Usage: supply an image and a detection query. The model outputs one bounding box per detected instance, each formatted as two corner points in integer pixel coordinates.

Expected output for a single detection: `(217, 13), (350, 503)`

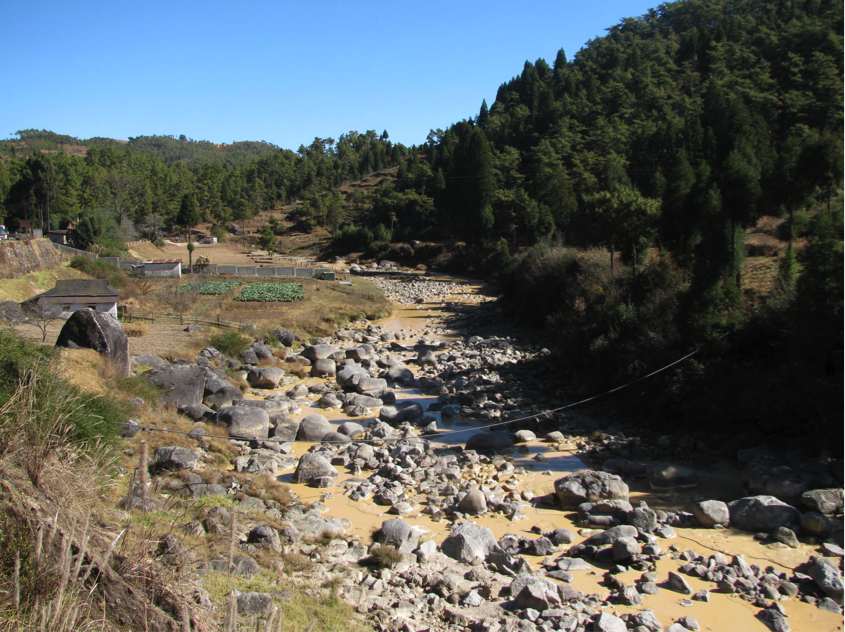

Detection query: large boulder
(291, 453), (338, 485)
(357, 377), (387, 394)
(510, 574), (561, 611)
(216, 406), (270, 440)
(152, 446), (199, 472)
(56, 309), (129, 377)
(270, 417), (299, 441)
(555, 470), (629, 508)
(270, 329), (295, 347)
(246, 525), (281, 553)
(458, 489), (488, 516)
(0, 301), (25, 323)
(649, 463), (700, 491)
(246, 367), (284, 389)
(465, 431), (514, 455)
(801, 489), (844, 515)
(376, 518), (420, 553)
(148, 365), (208, 407)
(593, 612), (628, 632)
(386, 365), (415, 385)
(311, 358), (337, 378)
(380, 401), (424, 424)
(808, 557), (843, 605)
(297, 414), (333, 441)
(300, 344), (340, 363)
(693, 500), (730, 528)
(203, 375), (243, 410)
(441, 522), (497, 564)
(727, 495), (802, 533)
(337, 364), (371, 390)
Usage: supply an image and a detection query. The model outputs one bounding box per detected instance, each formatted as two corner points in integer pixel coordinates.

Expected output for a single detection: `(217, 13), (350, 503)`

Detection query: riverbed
(264, 274), (842, 632)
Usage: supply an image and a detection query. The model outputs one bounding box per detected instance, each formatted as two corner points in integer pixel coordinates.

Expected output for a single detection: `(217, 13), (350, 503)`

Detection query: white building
(141, 258), (182, 278)
(24, 279), (120, 317)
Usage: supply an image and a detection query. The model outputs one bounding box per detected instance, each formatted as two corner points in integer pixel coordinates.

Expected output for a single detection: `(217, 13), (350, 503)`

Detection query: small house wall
(143, 263), (182, 278)
(63, 302), (118, 317)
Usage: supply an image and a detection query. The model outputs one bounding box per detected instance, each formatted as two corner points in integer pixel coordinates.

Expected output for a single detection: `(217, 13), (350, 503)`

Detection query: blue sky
(2, 0), (660, 150)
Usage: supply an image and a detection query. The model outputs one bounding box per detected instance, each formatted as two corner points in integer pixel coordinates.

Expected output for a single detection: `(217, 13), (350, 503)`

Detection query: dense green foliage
(487, 0), (841, 452)
(234, 282), (305, 302)
(0, 130), (405, 250)
(208, 331), (251, 357)
(67, 255), (125, 288)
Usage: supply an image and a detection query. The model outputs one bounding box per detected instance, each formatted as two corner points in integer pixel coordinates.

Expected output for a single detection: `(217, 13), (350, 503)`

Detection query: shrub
(210, 226), (227, 242)
(332, 225), (374, 252)
(209, 331), (251, 357)
(68, 256), (124, 288)
(123, 322), (149, 337)
(368, 544), (402, 569)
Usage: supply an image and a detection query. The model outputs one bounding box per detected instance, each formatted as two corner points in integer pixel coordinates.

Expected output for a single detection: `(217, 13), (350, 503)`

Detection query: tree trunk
(609, 238), (615, 278)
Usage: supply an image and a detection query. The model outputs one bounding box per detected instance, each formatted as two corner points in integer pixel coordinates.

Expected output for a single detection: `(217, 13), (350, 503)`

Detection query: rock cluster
(122, 274), (843, 632)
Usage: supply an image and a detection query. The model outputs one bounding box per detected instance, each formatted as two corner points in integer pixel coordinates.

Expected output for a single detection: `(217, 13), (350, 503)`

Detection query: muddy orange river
(264, 280), (841, 632)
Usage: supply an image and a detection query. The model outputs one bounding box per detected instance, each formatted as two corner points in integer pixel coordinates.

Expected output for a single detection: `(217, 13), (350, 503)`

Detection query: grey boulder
(152, 446), (199, 472)
(291, 453), (338, 485)
(465, 431), (514, 455)
(148, 365), (208, 407)
(693, 500), (730, 528)
(217, 406), (270, 440)
(727, 495), (802, 533)
(56, 309), (130, 377)
(554, 470), (629, 508)
(296, 414), (333, 441)
(247, 367), (284, 389)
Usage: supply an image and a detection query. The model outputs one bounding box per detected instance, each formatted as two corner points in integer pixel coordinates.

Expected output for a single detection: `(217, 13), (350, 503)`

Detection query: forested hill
(0, 128), (404, 248)
(3, 129), (282, 168)
(374, 0), (842, 250)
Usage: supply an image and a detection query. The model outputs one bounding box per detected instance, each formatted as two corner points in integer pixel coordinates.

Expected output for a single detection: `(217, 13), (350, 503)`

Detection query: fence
(120, 311), (245, 330)
(52, 242), (331, 281)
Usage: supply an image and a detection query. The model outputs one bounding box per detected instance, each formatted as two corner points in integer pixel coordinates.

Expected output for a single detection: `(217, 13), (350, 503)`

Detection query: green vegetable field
(234, 282), (305, 302)
(180, 280), (244, 295)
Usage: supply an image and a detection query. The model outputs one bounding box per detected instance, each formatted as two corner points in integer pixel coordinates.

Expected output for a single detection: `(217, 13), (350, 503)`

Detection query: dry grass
(0, 265), (88, 304)
(214, 277), (391, 339)
(123, 322), (149, 337)
(0, 376), (209, 632)
(55, 348), (110, 396)
(750, 215), (786, 236)
(745, 232), (785, 257)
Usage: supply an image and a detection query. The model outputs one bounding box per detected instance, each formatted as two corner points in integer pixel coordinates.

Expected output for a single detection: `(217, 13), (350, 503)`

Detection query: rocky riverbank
(116, 274), (843, 631)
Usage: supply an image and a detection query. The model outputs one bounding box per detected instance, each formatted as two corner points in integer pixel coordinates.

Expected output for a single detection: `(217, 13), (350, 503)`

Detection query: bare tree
(131, 266), (159, 297)
(21, 302), (62, 342)
(158, 282), (198, 322)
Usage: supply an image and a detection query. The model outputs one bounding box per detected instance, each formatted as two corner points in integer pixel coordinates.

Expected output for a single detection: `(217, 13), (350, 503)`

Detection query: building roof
(25, 279), (120, 305)
(144, 259), (182, 264)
